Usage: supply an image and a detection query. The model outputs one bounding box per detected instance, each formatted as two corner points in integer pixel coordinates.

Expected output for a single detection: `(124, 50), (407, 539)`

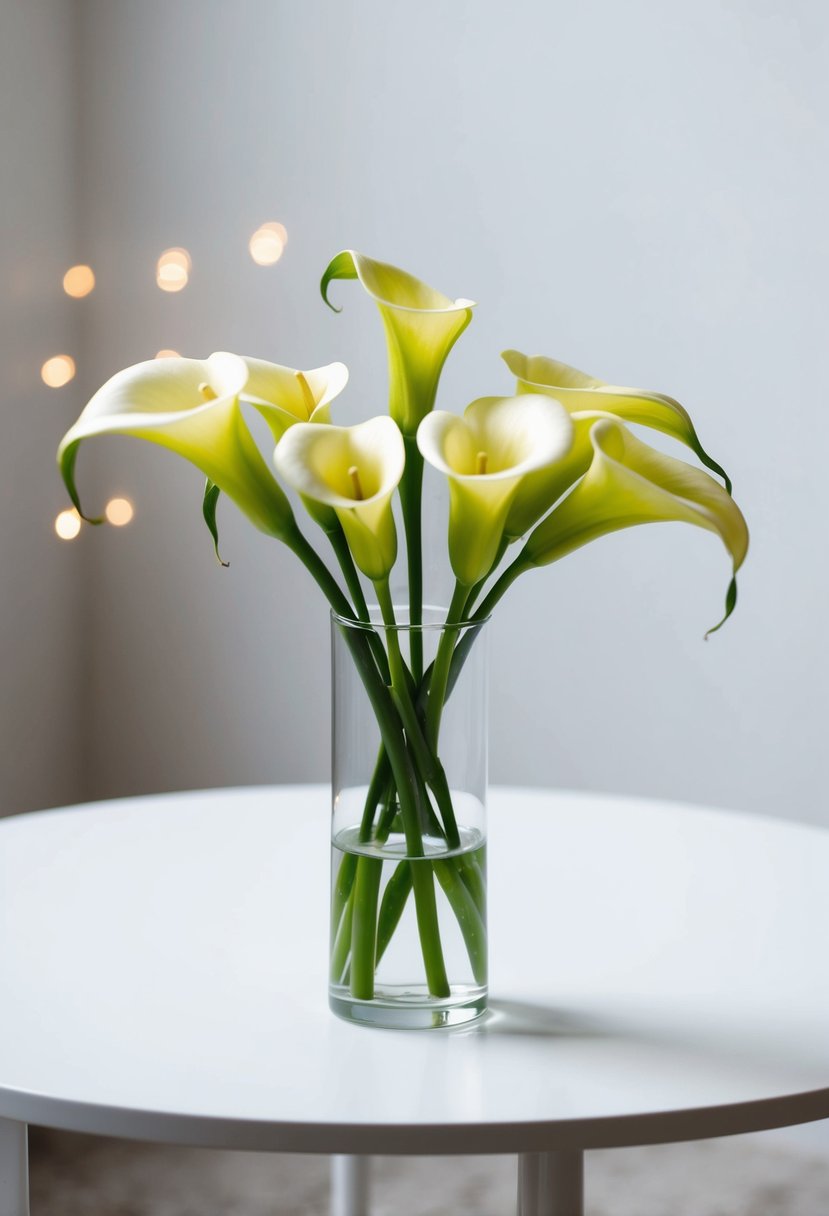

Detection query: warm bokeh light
(41, 355), (76, 388)
(62, 264), (95, 298)
(249, 221), (287, 266)
(54, 508), (81, 540)
(156, 247), (191, 292)
(156, 264), (188, 292)
(104, 497), (134, 527)
(159, 247), (191, 271)
(155, 349), (180, 359)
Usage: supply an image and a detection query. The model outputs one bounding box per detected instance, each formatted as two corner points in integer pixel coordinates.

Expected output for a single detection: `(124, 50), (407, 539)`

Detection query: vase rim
(331, 602), (491, 633)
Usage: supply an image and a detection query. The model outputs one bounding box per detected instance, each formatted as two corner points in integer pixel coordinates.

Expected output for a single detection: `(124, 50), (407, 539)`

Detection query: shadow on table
(479, 999), (610, 1038)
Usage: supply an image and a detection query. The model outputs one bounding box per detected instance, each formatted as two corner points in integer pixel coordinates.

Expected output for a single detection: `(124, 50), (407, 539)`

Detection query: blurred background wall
(0, 0), (86, 817)
(2, 0), (826, 826)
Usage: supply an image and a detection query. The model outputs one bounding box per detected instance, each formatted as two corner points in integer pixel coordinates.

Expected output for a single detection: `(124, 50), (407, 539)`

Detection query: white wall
(69, 0), (827, 825)
(0, 0), (87, 816)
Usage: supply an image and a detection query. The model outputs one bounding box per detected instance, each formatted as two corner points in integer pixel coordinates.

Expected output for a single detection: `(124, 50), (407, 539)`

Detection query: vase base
(329, 984), (487, 1030)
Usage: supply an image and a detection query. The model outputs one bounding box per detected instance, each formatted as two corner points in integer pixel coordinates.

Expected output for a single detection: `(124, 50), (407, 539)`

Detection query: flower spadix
(502, 349), (732, 493)
(275, 416), (405, 581)
(57, 354), (295, 538)
(321, 250), (475, 435)
(236, 356), (348, 441)
(418, 395), (574, 586)
(522, 418), (749, 636)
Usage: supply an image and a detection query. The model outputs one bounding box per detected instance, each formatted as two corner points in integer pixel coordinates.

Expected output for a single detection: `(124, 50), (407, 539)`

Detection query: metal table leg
(0, 1119), (29, 1216)
(518, 1151), (584, 1216)
(331, 1154), (370, 1216)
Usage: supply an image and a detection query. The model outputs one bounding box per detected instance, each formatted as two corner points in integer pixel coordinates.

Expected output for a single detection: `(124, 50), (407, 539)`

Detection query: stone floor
(28, 1128), (829, 1215)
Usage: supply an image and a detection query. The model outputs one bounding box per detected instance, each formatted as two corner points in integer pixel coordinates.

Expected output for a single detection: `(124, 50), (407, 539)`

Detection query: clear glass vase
(329, 605), (488, 1029)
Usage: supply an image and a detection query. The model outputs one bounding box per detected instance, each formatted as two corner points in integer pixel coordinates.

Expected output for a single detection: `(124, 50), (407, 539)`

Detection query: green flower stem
(457, 853), (487, 917)
(285, 527), (451, 999)
(330, 851), (358, 939)
(470, 548), (532, 622)
(324, 523), (390, 682)
(329, 775), (392, 980)
(464, 534), (511, 614)
(359, 761), (393, 843)
(350, 855), (383, 999)
(399, 435), (424, 682)
(433, 859), (488, 986)
(443, 550), (532, 701)
(424, 579), (470, 747)
(376, 861), (413, 965)
(374, 579), (461, 849)
(330, 884), (355, 983)
(370, 583), (492, 984)
(325, 521), (370, 618)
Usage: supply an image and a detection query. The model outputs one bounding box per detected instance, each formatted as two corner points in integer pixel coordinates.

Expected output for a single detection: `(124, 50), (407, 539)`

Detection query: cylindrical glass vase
(329, 606), (488, 1029)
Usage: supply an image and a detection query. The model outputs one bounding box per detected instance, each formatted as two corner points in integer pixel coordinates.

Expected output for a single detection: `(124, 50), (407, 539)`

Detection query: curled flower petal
(502, 349), (732, 492)
(275, 416), (405, 581)
(321, 250), (474, 434)
(523, 418), (749, 635)
(235, 355), (349, 441)
(57, 354), (294, 538)
(418, 395), (573, 586)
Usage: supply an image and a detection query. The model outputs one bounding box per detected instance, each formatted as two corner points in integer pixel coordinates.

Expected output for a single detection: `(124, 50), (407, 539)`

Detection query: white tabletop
(0, 785), (827, 1155)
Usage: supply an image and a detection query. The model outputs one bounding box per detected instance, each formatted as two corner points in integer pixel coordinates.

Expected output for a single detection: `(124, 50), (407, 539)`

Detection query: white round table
(1, 786), (828, 1216)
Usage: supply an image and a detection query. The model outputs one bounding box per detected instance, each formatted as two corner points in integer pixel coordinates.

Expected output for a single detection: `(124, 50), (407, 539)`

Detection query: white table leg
(0, 1120), (29, 1216)
(518, 1151), (583, 1216)
(331, 1154), (370, 1216)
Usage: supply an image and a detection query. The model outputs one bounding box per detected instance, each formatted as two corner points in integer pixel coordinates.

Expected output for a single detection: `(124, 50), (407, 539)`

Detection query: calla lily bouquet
(58, 250), (748, 1022)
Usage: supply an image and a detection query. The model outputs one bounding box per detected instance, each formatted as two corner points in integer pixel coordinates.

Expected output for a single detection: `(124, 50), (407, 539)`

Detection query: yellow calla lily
(502, 349), (732, 493)
(417, 395), (574, 587)
(57, 353), (295, 539)
(274, 416), (405, 581)
(236, 355), (349, 441)
(522, 417), (749, 636)
(321, 250), (475, 434)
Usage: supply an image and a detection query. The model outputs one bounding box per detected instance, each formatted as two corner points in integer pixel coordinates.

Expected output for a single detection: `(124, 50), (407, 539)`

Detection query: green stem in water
(330, 884), (354, 984)
(286, 523), (449, 998)
(350, 855), (383, 999)
(433, 859), (488, 986)
(376, 861), (413, 965)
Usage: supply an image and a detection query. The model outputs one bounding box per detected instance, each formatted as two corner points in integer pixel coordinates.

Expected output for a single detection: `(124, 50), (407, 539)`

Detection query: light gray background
(2, 0), (826, 827)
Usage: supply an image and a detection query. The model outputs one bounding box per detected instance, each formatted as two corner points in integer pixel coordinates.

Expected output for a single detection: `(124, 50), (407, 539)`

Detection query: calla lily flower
(237, 356), (349, 441)
(522, 418), (749, 636)
(274, 416), (405, 581)
(321, 250), (475, 435)
(502, 349), (732, 493)
(417, 395), (574, 587)
(57, 354), (295, 539)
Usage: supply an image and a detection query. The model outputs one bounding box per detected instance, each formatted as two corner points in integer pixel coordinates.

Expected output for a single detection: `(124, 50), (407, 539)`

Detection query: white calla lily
(321, 250), (475, 434)
(274, 416), (405, 581)
(502, 349), (732, 492)
(522, 417), (749, 635)
(57, 353), (295, 538)
(237, 356), (349, 441)
(417, 395), (573, 586)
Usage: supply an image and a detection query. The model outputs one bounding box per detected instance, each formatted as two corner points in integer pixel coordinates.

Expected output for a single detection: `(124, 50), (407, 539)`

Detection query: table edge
(2, 1083), (829, 1153)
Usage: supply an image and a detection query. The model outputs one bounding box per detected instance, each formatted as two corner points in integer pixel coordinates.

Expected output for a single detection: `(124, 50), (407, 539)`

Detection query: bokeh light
(54, 508), (81, 540)
(41, 355), (76, 388)
(62, 265), (95, 298)
(249, 221), (287, 266)
(105, 497), (134, 527)
(156, 247), (191, 292)
(155, 349), (180, 359)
